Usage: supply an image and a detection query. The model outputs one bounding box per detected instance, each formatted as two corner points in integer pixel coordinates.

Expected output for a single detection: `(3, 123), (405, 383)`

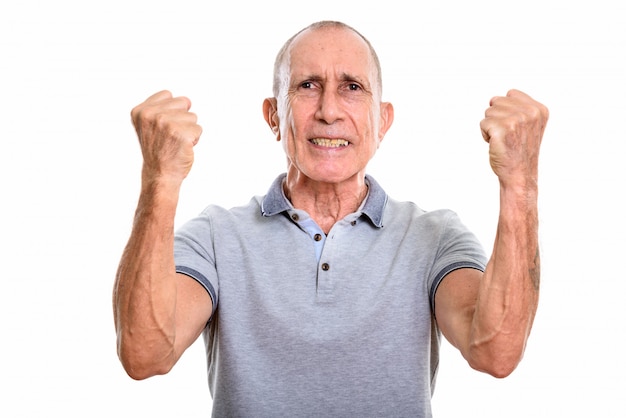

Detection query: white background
(2, 0), (624, 416)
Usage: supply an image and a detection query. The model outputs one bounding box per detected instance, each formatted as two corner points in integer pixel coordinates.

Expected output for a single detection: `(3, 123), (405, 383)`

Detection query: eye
(300, 81), (313, 89)
(348, 83), (361, 91)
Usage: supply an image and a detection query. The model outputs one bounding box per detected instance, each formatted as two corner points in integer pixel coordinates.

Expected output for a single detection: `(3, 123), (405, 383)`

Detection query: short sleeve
(428, 211), (487, 312)
(174, 210), (219, 313)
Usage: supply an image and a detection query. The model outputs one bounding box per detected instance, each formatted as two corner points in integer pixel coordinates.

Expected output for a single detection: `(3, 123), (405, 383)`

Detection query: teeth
(310, 138), (349, 147)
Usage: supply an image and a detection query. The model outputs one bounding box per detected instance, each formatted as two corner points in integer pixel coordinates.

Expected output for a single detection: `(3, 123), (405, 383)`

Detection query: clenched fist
(131, 90), (203, 184)
(480, 89), (549, 189)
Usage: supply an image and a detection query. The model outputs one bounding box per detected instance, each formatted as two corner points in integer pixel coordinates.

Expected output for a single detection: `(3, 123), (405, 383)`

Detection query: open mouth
(309, 138), (349, 148)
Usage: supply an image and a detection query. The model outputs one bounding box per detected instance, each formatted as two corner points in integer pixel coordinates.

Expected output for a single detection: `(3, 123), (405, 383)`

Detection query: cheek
(282, 116), (308, 148)
(281, 127), (301, 159)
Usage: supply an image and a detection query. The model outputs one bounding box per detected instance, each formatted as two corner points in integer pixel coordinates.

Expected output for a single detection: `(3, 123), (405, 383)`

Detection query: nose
(315, 89), (344, 124)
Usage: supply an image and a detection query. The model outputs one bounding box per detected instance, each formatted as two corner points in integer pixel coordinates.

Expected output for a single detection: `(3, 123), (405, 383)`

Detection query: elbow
(117, 336), (175, 380)
(466, 341), (526, 378)
(469, 356), (520, 379)
(120, 358), (171, 381)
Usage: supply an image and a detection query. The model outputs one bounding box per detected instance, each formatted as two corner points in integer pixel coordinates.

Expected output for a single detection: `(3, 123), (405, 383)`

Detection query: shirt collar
(261, 173), (388, 228)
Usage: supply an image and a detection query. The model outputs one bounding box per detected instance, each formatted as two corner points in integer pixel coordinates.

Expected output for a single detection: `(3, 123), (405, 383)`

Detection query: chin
(308, 169), (360, 185)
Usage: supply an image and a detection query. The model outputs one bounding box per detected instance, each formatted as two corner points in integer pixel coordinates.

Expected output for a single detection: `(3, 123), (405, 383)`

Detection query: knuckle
(540, 104), (550, 121)
(153, 111), (172, 130)
(526, 104), (542, 120)
(503, 118), (519, 133)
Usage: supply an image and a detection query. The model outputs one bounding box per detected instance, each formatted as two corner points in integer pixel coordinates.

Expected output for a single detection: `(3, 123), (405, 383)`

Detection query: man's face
(274, 27), (393, 185)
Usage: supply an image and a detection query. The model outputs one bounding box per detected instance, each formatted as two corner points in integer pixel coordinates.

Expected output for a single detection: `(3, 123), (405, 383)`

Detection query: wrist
(141, 165), (185, 191)
(499, 174), (538, 199)
(497, 183), (539, 229)
(137, 170), (182, 215)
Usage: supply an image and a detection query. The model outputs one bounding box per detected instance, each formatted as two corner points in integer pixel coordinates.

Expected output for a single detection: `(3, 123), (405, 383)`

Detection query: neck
(283, 171), (368, 234)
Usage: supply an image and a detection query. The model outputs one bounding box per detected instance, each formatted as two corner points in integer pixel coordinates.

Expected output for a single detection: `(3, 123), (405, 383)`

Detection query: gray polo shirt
(174, 173), (486, 417)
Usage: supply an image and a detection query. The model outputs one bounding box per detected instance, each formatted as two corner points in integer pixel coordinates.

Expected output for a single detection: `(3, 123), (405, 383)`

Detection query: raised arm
(435, 89), (549, 377)
(113, 91), (212, 380)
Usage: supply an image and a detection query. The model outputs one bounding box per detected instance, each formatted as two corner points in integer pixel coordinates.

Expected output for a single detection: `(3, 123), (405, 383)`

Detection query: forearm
(113, 176), (181, 379)
(468, 183), (540, 376)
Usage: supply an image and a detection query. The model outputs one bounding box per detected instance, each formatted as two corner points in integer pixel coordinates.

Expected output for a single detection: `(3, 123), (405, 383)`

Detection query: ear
(377, 101), (395, 143)
(263, 97), (281, 141)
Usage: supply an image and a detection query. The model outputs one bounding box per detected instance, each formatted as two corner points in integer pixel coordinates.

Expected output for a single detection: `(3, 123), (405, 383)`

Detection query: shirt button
(291, 213), (299, 221)
(321, 263), (330, 271)
(351, 220), (357, 226)
(314, 233), (322, 241)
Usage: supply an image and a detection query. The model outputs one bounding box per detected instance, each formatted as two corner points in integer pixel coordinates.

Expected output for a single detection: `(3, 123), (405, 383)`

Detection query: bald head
(272, 21), (383, 100)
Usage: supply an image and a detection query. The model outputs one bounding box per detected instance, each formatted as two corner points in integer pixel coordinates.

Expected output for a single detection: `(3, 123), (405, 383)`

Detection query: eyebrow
(340, 72), (367, 84)
(339, 72), (372, 93)
(292, 72), (371, 89)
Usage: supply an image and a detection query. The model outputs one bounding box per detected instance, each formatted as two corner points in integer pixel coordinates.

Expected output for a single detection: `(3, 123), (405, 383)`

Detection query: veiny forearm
(468, 183), (540, 377)
(113, 177), (181, 379)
